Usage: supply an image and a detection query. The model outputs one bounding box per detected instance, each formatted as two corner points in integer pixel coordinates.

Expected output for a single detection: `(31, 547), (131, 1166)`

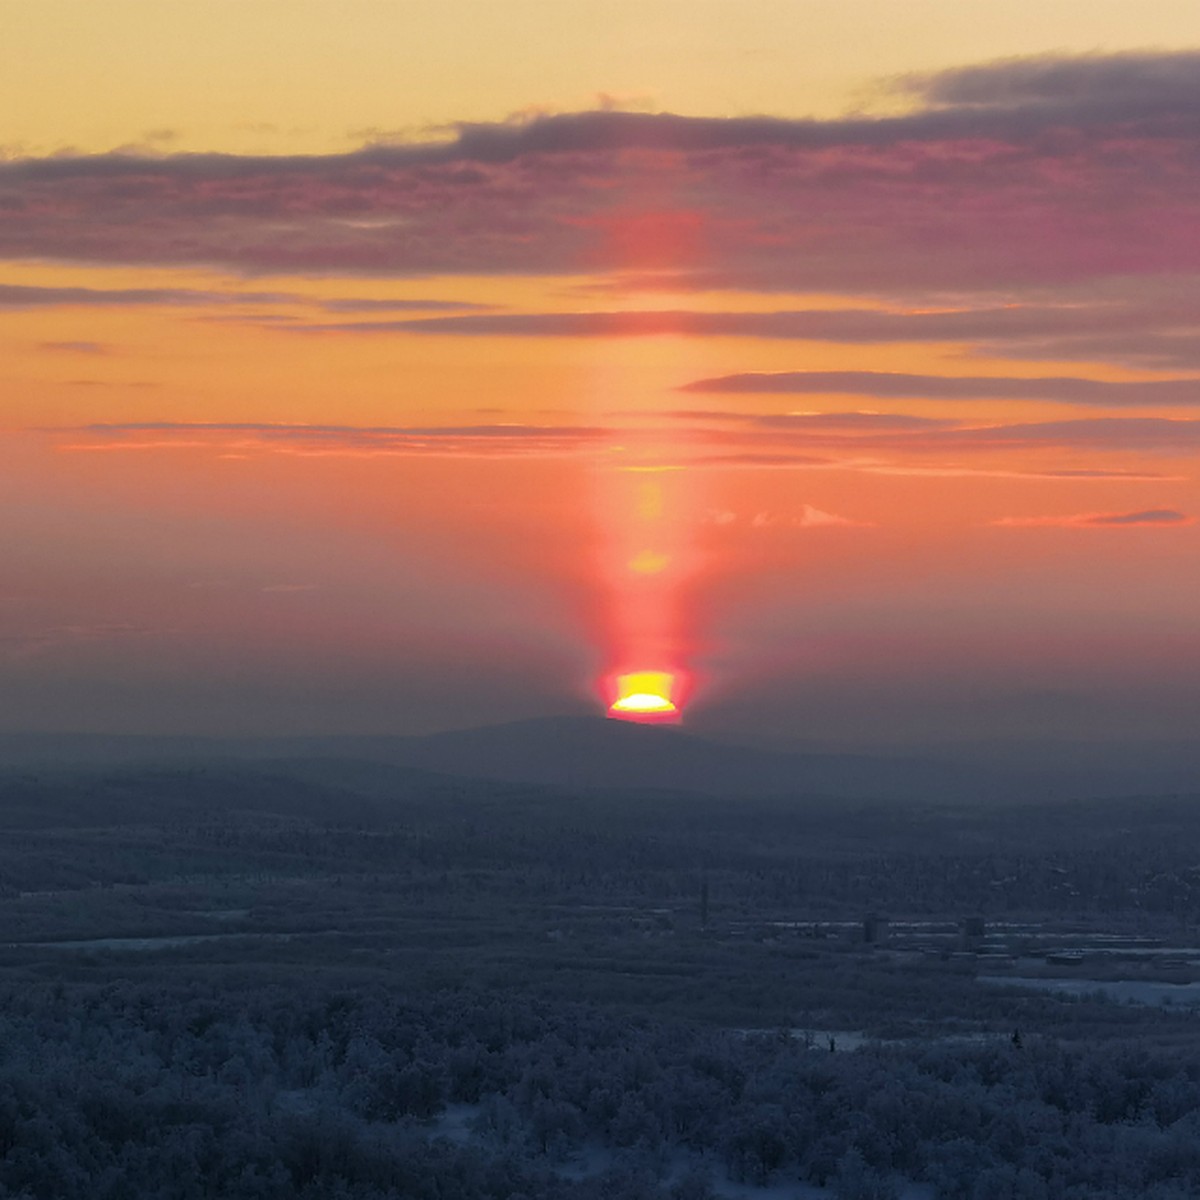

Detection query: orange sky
(4, 5), (1200, 742)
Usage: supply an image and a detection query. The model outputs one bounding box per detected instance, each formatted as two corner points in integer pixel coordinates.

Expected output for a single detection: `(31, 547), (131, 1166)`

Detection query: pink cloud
(703, 505), (869, 528)
(44, 411), (1200, 467)
(669, 411), (1200, 455)
(50, 421), (613, 459)
(795, 505), (871, 527)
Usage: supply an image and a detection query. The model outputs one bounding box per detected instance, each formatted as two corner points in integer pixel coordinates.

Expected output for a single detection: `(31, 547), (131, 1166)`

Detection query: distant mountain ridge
(0, 715), (1173, 803)
(334, 716), (1015, 801)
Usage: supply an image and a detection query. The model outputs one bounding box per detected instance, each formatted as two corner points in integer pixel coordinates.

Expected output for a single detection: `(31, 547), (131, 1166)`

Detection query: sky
(4, 1), (1200, 745)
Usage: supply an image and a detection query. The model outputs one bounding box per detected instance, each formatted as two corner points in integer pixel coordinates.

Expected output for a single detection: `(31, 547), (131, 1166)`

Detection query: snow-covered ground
(427, 1102), (934, 1199)
(981, 975), (1200, 1006)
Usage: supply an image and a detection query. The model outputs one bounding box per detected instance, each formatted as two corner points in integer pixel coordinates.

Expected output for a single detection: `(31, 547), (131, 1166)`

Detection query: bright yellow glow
(628, 550), (670, 575)
(609, 671), (677, 715)
(612, 692), (677, 714)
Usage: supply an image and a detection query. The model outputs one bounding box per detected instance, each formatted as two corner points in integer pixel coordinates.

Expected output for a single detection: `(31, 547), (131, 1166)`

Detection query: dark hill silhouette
(4, 716), (1199, 801)
(0, 717), (1026, 802)
(337, 715), (1015, 801)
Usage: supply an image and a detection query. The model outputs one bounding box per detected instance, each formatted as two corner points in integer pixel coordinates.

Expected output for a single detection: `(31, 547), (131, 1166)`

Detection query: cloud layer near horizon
(53, 422), (610, 459)
(0, 283), (487, 313)
(992, 508), (1193, 527)
(678, 370), (1200, 407)
(270, 301), (1200, 372)
(51, 413), (1200, 464)
(4, 51), (1200, 293)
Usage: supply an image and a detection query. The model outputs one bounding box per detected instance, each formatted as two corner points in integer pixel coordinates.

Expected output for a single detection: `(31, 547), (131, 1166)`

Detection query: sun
(611, 691), (677, 715)
(606, 671), (680, 723)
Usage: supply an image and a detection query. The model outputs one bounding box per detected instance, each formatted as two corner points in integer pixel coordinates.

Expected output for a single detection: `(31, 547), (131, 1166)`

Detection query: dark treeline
(3, 766), (1200, 919)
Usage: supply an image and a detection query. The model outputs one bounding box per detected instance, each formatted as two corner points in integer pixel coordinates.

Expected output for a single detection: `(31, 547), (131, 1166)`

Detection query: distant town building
(961, 915), (986, 948)
(863, 913), (889, 944)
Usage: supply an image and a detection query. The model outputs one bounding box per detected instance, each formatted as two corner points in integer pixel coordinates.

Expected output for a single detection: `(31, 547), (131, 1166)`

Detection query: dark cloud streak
(0, 283), (492, 314)
(4, 52), (1200, 289)
(0, 284), (291, 308)
(285, 306), (1145, 340)
(903, 51), (1200, 120)
(679, 369), (1200, 407)
(992, 507), (1193, 527)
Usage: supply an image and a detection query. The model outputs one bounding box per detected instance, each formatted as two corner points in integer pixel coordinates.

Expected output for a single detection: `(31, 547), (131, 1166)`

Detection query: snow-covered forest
(2, 763), (1200, 1198)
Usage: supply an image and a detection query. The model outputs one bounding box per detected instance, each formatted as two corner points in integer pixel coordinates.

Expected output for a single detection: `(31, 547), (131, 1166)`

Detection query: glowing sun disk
(607, 671), (679, 719)
(611, 691), (677, 714)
